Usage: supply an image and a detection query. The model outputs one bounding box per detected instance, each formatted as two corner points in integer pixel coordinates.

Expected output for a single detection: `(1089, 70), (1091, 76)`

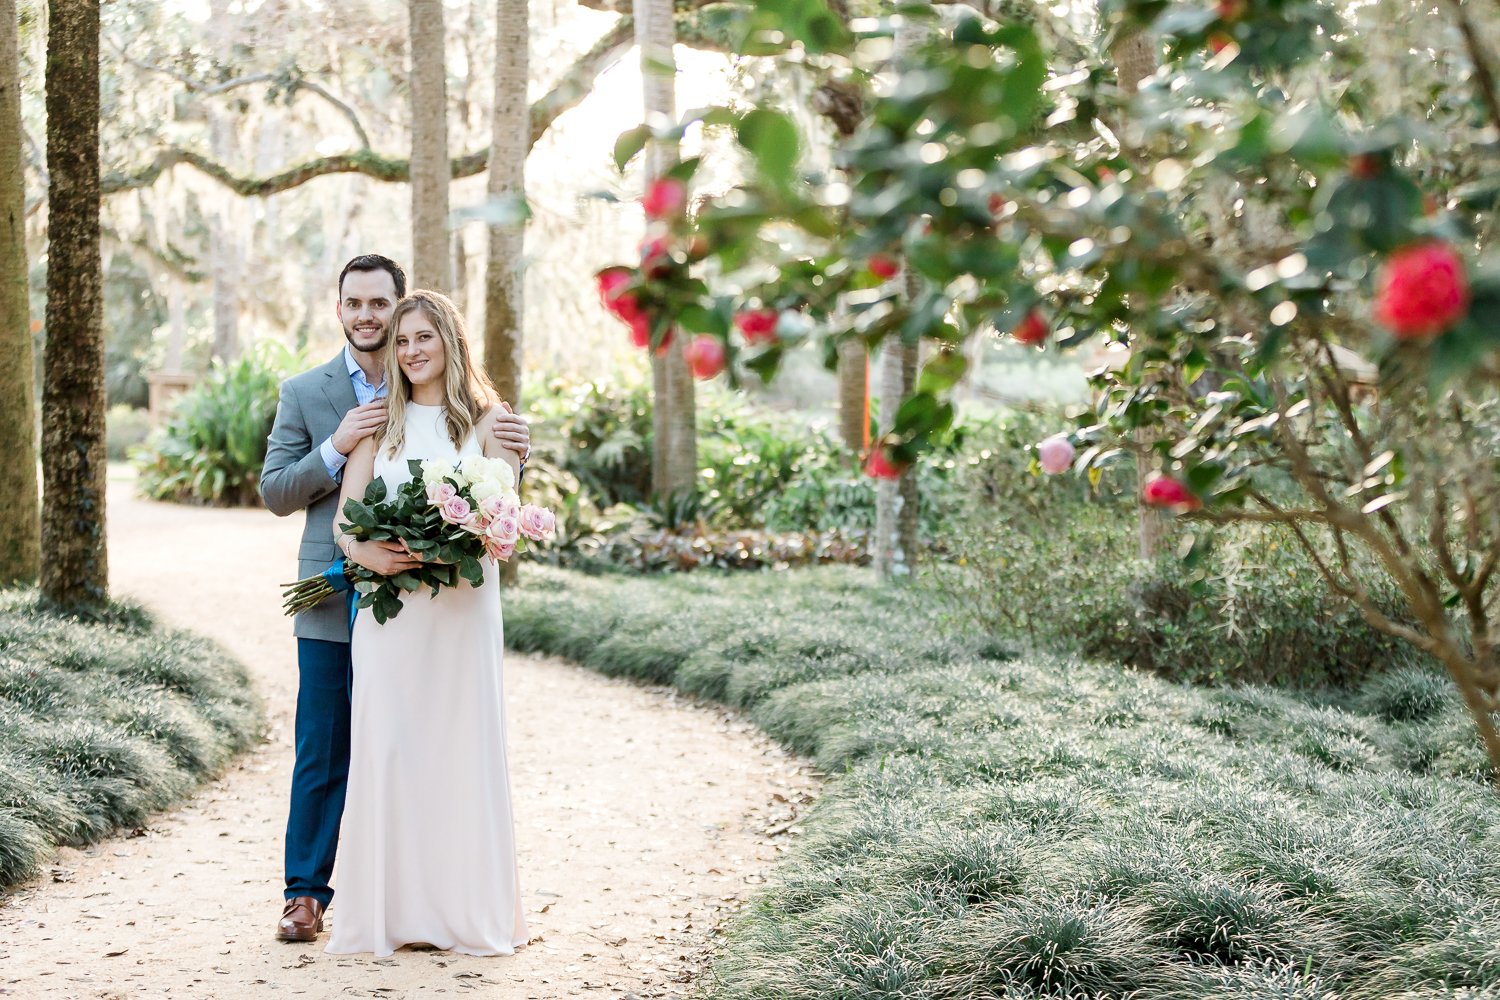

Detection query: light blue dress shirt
(319, 346), (387, 482)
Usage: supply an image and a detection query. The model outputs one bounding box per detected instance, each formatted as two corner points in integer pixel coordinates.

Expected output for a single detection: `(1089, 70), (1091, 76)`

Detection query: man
(259, 254), (531, 943)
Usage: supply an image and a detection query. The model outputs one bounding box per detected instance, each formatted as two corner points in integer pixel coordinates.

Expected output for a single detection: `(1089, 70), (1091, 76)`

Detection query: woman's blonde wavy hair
(379, 289), (497, 458)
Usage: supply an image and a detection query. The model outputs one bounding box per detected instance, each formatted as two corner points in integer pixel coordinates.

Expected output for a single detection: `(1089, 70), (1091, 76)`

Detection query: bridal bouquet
(280, 454), (556, 624)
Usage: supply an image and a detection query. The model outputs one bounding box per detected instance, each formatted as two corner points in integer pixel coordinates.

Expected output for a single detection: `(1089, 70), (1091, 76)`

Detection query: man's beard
(344, 321), (388, 352)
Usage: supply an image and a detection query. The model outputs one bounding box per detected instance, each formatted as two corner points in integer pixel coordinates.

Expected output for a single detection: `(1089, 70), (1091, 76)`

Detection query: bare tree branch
(99, 18), (640, 199)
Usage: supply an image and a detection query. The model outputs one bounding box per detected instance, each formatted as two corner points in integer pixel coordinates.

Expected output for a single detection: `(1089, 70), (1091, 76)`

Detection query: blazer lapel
(320, 352), (359, 417)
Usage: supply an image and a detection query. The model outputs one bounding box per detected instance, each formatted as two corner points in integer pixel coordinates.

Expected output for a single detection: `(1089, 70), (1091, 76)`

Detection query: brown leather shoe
(276, 896), (325, 942)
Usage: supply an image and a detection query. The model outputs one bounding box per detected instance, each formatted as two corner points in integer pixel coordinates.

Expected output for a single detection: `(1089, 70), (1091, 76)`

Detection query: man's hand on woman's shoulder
(489, 401), (530, 458)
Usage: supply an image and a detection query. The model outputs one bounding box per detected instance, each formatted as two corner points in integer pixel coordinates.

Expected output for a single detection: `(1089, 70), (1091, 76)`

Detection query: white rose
(468, 478), (503, 503)
(420, 459), (456, 484)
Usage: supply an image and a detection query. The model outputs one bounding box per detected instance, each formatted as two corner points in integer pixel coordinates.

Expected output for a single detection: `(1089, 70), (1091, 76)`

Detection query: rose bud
(1037, 436), (1076, 475)
(1143, 475), (1202, 511)
(684, 335), (727, 379)
(1373, 240), (1469, 339)
(642, 177), (687, 220)
(863, 444), (909, 480)
(734, 308), (780, 346)
(867, 253), (900, 280)
(1011, 309), (1048, 347)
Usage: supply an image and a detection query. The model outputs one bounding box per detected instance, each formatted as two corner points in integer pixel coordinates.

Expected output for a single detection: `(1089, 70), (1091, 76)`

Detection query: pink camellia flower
(734, 308), (779, 346)
(642, 178), (687, 220)
(684, 335), (727, 379)
(640, 236), (674, 279)
(863, 444), (908, 480)
(518, 504), (556, 542)
(440, 495), (474, 525)
(1373, 240), (1469, 340)
(596, 266), (642, 323)
(1142, 475), (1202, 512)
(427, 481), (458, 506)
(1037, 436), (1075, 475)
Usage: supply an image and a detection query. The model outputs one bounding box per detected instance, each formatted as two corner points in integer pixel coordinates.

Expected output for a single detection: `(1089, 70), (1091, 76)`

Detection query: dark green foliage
(506, 567), (1500, 999)
(0, 590), (262, 888)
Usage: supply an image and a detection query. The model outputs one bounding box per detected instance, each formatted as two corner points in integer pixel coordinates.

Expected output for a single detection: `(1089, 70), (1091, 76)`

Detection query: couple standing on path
(259, 253), (534, 957)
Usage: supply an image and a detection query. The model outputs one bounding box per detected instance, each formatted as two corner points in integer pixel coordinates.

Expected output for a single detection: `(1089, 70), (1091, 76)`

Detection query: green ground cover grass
(506, 566), (1499, 999)
(0, 592), (263, 888)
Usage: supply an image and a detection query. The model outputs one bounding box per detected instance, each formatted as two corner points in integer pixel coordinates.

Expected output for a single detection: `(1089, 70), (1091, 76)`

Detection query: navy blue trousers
(284, 637), (352, 905)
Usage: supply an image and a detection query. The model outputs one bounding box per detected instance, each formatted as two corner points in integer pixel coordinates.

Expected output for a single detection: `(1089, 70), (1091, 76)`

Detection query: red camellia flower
(642, 177), (687, 220)
(988, 193), (1008, 219)
(1207, 32), (1233, 55)
(1215, 0), (1246, 21)
(1349, 153), (1382, 180)
(1143, 475), (1202, 511)
(867, 253), (900, 280)
(734, 308), (779, 346)
(683, 335), (727, 379)
(640, 236), (675, 279)
(1373, 240), (1469, 339)
(1011, 309), (1048, 347)
(863, 444), (908, 480)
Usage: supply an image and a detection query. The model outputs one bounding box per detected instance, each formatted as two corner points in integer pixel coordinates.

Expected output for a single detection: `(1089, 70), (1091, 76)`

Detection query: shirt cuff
(319, 436), (348, 481)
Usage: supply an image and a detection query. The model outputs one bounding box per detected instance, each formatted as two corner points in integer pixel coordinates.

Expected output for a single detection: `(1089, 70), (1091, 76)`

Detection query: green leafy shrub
(135, 343), (305, 506)
(505, 567), (1498, 1000)
(105, 404), (151, 462)
(927, 440), (1418, 687)
(0, 590), (262, 887)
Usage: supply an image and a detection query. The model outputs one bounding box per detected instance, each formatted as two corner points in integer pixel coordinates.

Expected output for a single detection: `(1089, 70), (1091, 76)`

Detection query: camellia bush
(598, 0), (1500, 776)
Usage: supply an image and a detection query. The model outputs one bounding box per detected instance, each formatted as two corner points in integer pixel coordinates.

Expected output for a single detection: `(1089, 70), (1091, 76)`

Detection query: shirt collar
(343, 345), (385, 389)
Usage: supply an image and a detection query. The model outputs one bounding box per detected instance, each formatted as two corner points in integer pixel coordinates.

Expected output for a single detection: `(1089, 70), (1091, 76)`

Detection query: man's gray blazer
(260, 352), (360, 643)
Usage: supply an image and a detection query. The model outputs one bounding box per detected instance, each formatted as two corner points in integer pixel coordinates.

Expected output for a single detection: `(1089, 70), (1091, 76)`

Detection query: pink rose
(1374, 240), (1469, 339)
(487, 538), (517, 562)
(1037, 436), (1075, 475)
(518, 504), (556, 542)
(479, 494), (514, 522)
(427, 481), (457, 506)
(440, 495), (474, 525)
(487, 513), (521, 543)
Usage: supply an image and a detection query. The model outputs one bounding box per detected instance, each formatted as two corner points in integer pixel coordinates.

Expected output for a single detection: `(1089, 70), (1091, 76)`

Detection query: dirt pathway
(0, 472), (815, 999)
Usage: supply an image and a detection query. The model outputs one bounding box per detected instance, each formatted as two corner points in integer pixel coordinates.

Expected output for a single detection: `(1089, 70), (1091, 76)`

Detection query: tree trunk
(410, 0), (453, 292)
(637, 0), (695, 497)
(0, 0), (39, 586)
(872, 331), (919, 580)
(485, 0), (529, 585)
(207, 0), (241, 363)
(836, 336), (868, 452)
(1112, 27), (1169, 559)
(42, 0), (108, 610)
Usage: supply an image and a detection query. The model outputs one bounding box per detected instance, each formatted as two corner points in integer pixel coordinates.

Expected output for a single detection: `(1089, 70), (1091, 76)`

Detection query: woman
(325, 290), (528, 957)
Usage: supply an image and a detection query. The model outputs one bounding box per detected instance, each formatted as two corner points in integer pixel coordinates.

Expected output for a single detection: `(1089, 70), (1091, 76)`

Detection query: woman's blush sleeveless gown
(326, 402), (528, 957)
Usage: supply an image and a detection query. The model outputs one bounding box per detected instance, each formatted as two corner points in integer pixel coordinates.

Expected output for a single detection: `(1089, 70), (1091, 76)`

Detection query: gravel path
(0, 472), (815, 999)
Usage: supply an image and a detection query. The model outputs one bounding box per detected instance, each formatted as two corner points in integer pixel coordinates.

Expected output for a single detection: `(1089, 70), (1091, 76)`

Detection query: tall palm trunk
(42, 0), (108, 610)
(636, 0), (695, 497)
(410, 0), (453, 292)
(0, 0), (39, 585)
(485, 0), (529, 585)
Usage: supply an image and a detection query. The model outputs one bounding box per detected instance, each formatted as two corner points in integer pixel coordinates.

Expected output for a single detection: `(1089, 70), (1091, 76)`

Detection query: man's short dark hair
(338, 254), (407, 300)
